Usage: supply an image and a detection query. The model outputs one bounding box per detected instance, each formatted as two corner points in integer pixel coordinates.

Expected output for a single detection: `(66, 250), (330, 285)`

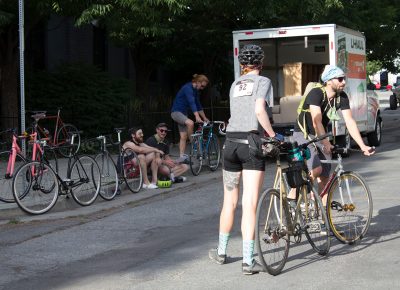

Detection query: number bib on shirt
(233, 79), (255, 97)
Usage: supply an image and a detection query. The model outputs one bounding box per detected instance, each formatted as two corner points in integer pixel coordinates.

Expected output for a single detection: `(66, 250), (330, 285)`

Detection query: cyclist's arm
(198, 110), (209, 122)
(310, 105), (332, 152)
(140, 143), (164, 155)
(255, 98), (276, 137)
(342, 109), (374, 155)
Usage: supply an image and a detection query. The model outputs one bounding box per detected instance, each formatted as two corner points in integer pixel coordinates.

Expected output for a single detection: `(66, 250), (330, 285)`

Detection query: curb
(0, 169), (222, 225)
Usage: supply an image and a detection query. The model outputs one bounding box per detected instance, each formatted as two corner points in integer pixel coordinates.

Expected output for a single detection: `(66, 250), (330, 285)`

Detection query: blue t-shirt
(171, 82), (203, 115)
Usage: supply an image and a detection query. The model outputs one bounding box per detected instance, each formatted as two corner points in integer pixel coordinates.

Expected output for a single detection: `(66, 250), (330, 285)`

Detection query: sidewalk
(0, 143), (223, 225)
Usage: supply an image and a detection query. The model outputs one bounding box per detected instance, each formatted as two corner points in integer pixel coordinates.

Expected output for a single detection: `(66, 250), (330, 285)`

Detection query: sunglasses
(335, 76), (346, 83)
(158, 129), (168, 133)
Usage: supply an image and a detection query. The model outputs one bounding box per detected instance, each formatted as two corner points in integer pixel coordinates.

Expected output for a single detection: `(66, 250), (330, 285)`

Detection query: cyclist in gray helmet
(209, 44), (283, 275)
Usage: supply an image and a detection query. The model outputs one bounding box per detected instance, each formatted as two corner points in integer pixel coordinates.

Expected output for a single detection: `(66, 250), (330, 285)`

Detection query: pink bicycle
(0, 113), (58, 203)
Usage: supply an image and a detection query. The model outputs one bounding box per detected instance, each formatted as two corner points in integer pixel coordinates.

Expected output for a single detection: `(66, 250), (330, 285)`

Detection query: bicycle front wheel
(95, 152), (118, 200)
(256, 188), (290, 276)
(121, 148), (143, 193)
(190, 136), (203, 176)
(13, 161), (59, 215)
(0, 151), (26, 203)
(69, 155), (100, 206)
(327, 172), (373, 244)
(301, 184), (330, 255)
(56, 124), (81, 158)
(207, 135), (220, 171)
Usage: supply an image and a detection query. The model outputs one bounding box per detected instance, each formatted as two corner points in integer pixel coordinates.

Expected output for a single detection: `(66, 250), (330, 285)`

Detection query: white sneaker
(143, 183), (158, 189)
(174, 176), (187, 183)
(175, 154), (189, 164)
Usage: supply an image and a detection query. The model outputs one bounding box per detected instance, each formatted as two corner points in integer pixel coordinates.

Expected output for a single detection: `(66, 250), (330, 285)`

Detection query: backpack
(296, 82), (340, 139)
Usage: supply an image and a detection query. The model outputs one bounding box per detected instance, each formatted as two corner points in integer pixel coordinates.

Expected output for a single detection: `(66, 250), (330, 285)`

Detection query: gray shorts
(292, 131), (331, 177)
(171, 111), (188, 133)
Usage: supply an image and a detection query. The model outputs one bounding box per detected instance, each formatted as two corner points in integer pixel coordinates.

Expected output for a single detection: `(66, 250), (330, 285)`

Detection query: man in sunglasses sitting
(145, 123), (189, 183)
(291, 65), (374, 204)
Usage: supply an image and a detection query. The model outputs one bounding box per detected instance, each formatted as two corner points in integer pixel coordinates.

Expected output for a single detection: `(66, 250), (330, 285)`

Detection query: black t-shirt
(145, 135), (170, 155)
(295, 87), (350, 135)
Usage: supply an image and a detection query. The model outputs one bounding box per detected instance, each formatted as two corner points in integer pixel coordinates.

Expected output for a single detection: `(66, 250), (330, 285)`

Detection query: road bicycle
(320, 147), (373, 244)
(12, 133), (101, 215)
(0, 113), (58, 203)
(94, 128), (143, 199)
(189, 121), (225, 176)
(26, 109), (80, 157)
(255, 134), (331, 276)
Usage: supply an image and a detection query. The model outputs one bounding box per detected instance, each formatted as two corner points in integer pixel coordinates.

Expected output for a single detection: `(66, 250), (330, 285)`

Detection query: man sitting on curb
(145, 122), (189, 183)
(123, 126), (164, 189)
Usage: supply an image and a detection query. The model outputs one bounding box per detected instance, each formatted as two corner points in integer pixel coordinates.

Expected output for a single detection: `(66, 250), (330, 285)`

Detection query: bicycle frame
(32, 109), (65, 145)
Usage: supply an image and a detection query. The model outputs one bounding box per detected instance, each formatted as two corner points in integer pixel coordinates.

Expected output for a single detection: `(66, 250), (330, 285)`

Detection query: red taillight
(278, 30), (287, 34)
(245, 32), (253, 35)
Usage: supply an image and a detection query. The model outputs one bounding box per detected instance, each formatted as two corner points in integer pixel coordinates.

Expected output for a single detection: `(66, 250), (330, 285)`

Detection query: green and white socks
(217, 232), (230, 255)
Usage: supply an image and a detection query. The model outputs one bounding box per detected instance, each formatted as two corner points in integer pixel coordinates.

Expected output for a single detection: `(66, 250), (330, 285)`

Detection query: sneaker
(174, 176), (187, 183)
(242, 260), (265, 275)
(175, 154), (189, 164)
(208, 248), (226, 265)
(143, 183), (158, 189)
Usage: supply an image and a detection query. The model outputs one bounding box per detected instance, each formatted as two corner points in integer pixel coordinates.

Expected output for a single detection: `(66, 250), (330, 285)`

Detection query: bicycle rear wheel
(69, 155), (100, 206)
(95, 152), (118, 200)
(256, 188), (290, 276)
(327, 172), (372, 244)
(13, 161), (59, 215)
(207, 135), (220, 171)
(301, 184), (330, 255)
(56, 124), (80, 158)
(189, 136), (203, 176)
(0, 151), (26, 203)
(121, 148), (143, 193)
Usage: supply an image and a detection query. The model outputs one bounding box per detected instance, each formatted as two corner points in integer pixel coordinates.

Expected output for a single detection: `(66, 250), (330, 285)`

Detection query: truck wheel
(334, 131), (351, 158)
(389, 94), (397, 110)
(367, 117), (382, 147)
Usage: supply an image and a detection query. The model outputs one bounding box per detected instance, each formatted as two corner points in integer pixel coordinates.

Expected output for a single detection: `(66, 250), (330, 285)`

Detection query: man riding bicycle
(291, 65), (375, 203)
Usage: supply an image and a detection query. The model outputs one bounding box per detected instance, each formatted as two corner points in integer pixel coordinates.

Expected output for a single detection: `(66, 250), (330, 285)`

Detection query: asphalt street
(0, 91), (399, 290)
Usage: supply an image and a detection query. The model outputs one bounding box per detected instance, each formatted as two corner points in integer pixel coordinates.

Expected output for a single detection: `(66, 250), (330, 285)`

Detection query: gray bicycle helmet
(238, 44), (264, 66)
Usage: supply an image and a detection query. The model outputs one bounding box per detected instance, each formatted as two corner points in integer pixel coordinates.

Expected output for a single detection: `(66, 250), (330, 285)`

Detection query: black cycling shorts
(222, 139), (265, 172)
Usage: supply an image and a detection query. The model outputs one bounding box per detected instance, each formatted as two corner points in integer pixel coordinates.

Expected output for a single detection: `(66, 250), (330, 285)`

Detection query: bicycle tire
(256, 188), (290, 276)
(69, 155), (100, 206)
(13, 161), (59, 215)
(95, 152), (118, 200)
(207, 135), (220, 171)
(301, 184), (331, 255)
(0, 151), (26, 203)
(190, 136), (203, 176)
(56, 124), (81, 158)
(327, 171), (373, 244)
(121, 148), (143, 193)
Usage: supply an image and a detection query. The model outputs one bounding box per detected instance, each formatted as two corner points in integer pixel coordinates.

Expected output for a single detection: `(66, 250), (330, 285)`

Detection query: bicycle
(255, 134), (331, 276)
(189, 121), (226, 176)
(320, 146), (373, 244)
(26, 109), (80, 157)
(12, 133), (101, 215)
(94, 128), (143, 199)
(0, 113), (58, 203)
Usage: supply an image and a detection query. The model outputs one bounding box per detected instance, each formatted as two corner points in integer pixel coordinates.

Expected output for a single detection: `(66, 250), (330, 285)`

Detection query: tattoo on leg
(223, 170), (240, 191)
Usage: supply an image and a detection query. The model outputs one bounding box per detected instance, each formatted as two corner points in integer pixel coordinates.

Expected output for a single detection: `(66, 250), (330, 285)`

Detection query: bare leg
(138, 154), (151, 185)
(220, 170), (241, 233)
(145, 152), (158, 184)
(241, 170), (265, 240)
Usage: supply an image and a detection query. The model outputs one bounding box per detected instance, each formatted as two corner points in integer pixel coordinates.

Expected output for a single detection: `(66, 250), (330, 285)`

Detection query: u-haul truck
(232, 24), (382, 148)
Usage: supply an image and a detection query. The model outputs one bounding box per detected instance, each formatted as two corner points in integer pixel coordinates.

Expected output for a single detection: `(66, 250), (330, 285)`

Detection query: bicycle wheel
(0, 151), (27, 203)
(256, 188), (290, 276)
(95, 152), (118, 200)
(207, 135), (220, 171)
(69, 155), (100, 206)
(301, 184), (330, 255)
(327, 172), (373, 244)
(121, 148), (143, 193)
(189, 136), (203, 176)
(13, 161), (59, 215)
(56, 124), (80, 158)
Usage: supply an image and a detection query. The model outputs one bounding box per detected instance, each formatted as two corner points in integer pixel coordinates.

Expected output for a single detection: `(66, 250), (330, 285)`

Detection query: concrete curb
(0, 168), (222, 225)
